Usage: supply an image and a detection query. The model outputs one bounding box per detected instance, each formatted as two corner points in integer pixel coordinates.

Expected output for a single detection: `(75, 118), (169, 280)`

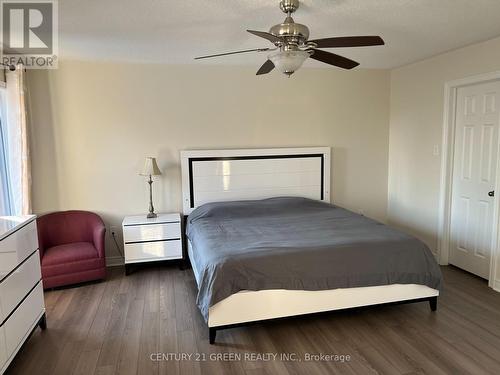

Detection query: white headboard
(180, 147), (331, 215)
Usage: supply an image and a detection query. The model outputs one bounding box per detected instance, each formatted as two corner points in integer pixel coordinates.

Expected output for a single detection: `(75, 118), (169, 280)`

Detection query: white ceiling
(59, 0), (500, 69)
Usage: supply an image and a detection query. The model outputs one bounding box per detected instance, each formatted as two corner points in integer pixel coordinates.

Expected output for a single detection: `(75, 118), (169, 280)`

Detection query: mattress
(186, 197), (443, 321)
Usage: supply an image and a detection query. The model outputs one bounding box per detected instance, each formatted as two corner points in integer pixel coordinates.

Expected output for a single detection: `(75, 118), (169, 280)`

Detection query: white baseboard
(493, 279), (500, 293)
(106, 255), (124, 267)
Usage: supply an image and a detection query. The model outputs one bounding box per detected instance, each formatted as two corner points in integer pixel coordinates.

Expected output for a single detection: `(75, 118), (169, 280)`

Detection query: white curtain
(2, 66), (32, 215)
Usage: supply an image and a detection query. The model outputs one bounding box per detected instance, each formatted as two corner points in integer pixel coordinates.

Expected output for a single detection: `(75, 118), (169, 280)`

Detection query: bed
(180, 148), (442, 344)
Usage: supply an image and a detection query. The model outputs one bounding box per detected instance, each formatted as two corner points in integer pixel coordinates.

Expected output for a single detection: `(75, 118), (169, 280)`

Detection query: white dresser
(0, 216), (46, 375)
(122, 213), (183, 274)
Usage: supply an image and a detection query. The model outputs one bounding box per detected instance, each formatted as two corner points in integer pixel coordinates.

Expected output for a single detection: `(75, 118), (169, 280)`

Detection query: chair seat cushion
(42, 242), (99, 266)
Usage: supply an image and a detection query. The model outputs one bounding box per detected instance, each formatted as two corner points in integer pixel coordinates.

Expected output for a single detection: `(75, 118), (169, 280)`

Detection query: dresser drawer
(123, 222), (181, 243)
(0, 221), (38, 279)
(3, 281), (44, 359)
(0, 250), (41, 323)
(0, 326), (6, 373)
(125, 239), (182, 262)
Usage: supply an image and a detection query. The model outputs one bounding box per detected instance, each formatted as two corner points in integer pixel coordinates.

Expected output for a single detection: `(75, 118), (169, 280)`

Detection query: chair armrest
(93, 224), (106, 259)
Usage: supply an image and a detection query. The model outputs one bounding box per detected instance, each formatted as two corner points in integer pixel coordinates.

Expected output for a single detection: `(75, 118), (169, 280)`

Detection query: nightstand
(122, 213), (183, 275)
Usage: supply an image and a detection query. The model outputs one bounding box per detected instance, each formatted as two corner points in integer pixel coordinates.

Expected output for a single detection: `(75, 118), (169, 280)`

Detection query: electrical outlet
(108, 225), (124, 258)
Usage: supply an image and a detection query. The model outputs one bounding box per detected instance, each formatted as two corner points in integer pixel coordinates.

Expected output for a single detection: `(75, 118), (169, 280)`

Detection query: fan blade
(247, 30), (282, 44)
(309, 36), (384, 49)
(256, 60), (275, 75)
(195, 48), (271, 60)
(310, 49), (359, 70)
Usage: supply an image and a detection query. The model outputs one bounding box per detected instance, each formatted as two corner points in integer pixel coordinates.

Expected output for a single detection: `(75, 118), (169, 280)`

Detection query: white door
(449, 80), (500, 279)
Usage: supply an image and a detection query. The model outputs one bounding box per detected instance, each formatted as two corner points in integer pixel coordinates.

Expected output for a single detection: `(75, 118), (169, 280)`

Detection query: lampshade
(268, 50), (309, 76)
(140, 157), (162, 176)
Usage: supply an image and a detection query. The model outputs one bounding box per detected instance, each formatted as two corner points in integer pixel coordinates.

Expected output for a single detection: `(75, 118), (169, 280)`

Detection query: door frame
(438, 71), (500, 290)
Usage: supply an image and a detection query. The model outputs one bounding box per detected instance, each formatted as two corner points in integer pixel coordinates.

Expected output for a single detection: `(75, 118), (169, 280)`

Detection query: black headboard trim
(188, 154), (325, 209)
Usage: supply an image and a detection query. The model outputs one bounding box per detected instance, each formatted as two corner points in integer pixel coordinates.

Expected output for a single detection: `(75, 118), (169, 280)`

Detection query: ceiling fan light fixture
(268, 50), (309, 76)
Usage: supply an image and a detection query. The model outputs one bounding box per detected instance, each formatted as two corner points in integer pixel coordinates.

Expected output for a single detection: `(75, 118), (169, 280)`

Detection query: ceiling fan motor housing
(269, 16), (310, 46)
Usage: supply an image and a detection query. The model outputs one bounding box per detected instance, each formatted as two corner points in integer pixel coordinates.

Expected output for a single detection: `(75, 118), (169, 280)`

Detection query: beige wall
(28, 60), (390, 259)
(388, 36), (500, 255)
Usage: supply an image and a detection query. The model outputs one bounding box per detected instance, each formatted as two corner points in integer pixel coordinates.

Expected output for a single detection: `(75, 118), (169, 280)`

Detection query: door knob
(489, 191), (495, 197)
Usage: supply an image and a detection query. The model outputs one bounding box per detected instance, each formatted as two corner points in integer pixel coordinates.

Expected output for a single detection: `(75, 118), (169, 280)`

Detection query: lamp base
(147, 212), (157, 219)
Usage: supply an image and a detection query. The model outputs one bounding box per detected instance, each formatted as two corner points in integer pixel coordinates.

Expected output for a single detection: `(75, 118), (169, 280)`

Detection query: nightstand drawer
(123, 222), (181, 243)
(125, 239), (182, 262)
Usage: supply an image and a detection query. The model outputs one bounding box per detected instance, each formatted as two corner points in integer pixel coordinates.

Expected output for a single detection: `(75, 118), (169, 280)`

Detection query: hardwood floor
(6, 265), (500, 375)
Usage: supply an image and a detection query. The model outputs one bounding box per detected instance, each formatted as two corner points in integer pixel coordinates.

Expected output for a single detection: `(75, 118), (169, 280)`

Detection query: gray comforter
(186, 197), (443, 321)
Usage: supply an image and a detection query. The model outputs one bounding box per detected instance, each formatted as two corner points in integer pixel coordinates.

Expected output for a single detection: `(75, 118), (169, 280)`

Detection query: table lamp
(140, 157), (162, 218)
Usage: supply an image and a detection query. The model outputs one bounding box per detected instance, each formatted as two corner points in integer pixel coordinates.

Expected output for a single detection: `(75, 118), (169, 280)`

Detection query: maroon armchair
(37, 210), (106, 289)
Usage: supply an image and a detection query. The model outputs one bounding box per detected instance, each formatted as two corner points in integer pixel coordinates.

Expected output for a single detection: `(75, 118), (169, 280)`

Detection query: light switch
(433, 145), (440, 156)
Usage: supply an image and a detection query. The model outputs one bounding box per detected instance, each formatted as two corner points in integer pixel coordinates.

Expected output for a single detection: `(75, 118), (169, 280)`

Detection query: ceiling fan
(195, 0), (385, 77)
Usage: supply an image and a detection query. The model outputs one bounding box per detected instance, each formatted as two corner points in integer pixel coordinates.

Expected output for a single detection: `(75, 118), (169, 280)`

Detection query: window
(0, 69), (30, 216)
(0, 86), (14, 215)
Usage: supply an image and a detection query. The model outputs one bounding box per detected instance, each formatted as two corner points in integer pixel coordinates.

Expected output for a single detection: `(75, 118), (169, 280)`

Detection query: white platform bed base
(208, 289), (438, 345)
(188, 240), (438, 344)
(180, 148), (439, 344)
